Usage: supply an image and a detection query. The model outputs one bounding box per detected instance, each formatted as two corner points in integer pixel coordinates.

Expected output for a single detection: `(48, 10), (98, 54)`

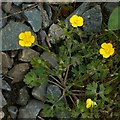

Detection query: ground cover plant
(18, 7), (120, 118)
(1, 2), (120, 119)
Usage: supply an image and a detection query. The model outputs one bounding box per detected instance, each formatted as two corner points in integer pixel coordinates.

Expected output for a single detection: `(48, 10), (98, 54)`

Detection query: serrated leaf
(86, 82), (98, 97)
(108, 7), (120, 30)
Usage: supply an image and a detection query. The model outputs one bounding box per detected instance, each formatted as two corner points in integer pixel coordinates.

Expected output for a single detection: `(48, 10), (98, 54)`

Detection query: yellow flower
(70, 14), (84, 27)
(18, 31), (35, 47)
(86, 98), (97, 109)
(99, 43), (114, 58)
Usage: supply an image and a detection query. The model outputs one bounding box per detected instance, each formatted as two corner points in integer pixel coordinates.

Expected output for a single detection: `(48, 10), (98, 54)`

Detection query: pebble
(18, 48), (39, 62)
(32, 83), (47, 102)
(38, 3), (50, 28)
(24, 7), (42, 32)
(8, 106), (18, 119)
(82, 5), (102, 33)
(8, 63), (29, 83)
(41, 52), (58, 68)
(18, 99), (44, 119)
(0, 90), (7, 108)
(2, 2), (12, 13)
(1, 52), (13, 69)
(0, 80), (11, 91)
(47, 23), (65, 44)
(46, 84), (61, 101)
(65, 3), (102, 33)
(1, 21), (33, 51)
(17, 87), (30, 106)
(0, 10), (7, 29)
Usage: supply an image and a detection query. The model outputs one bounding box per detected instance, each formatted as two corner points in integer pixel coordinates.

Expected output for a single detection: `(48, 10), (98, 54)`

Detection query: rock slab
(18, 99), (43, 119)
(1, 21), (32, 51)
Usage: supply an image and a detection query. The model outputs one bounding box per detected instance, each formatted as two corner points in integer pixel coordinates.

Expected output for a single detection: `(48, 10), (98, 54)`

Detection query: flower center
(105, 48), (110, 53)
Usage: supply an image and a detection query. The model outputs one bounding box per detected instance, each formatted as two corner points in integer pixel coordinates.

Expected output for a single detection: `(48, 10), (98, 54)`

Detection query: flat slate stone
(8, 106), (18, 119)
(1, 21), (34, 51)
(65, 3), (102, 33)
(17, 87), (30, 106)
(24, 8), (42, 32)
(0, 10), (7, 29)
(18, 48), (39, 62)
(32, 83), (48, 102)
(82, 5), (102, 33)
(18, 99), (43, 119)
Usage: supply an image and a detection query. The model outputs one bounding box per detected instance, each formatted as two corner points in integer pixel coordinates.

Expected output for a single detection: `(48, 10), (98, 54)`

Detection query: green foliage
(108, 6), (120, 30)
(23, 66), (48, 87)
(87, 60), (109, 80)
(23, 58), (49, 87)
(23, 17), (119, 118)
(86, 82), (112, 101)
(42, 94), (65, 117)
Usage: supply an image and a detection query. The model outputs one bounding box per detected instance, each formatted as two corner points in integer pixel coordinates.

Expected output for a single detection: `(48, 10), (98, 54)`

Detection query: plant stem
(48, 80), (64, 90)
(50, 75), (65, 88)
(64, 64), (70, 84)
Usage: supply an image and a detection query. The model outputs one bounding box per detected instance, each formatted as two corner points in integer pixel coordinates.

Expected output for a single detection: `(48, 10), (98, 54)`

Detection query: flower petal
(19, 32), (25, 39)
(71, 23), (78, 27)
(110, 48), (114, 55)
(103, 54), (110, 58)
(19, 40), (25, 46)
(25, 31), (31, 38)
(107, 43), (113, 48)
(30, 36), (35, 43)
(25, 42), (32, 47)
(101, 43), (107, 48)
(99, 48), (105, 55)
(70, 15), (78, 23)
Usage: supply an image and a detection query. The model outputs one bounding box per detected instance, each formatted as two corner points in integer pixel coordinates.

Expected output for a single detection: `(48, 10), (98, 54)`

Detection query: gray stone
(1, 21), (35, 51)
(82, 5), (102, 33)
(0, 80), (11, 91)
(10, 5), (23, 20)
(8, 63), (29, 83)
(9, 50), (18, 58)
(24, 8), (42, 32)
(0, 111), (4, 119)
(65, 3), (102, 33)
(46, 84), (61, 101)
(8, 106), (18, 119)
(43, 3), (52, 21)
(18, 99), (44, 119)
(0, 90), (7, 108)
(65, 2), (96, 23)
(0, 52), (13, 69)
(13, 2), (22, 6)
(39, 30), (47, 47)
(47, 24), (65, 44)
(38, 3), (50, 28)
(32, 83), (47, 102)
(0, 52), (13, 75)
(0, 10), (7, 29)
(17, 87), (30, 105)
(2, 2), (12, 13)
(2, 68), (8, 75)
(41, 52), (58, 68)
(18, 48), (39, 62)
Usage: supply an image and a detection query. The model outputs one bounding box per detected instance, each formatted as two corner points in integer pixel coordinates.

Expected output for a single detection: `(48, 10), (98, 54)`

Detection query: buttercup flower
(18, 31), (35, 47)
(86, 98), (97, 109)
(99, 43), (114, 58)
(70, 14), (84, 27)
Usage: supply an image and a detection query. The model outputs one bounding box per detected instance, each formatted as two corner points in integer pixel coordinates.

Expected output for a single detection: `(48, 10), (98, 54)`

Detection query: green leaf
(23, 67), (48, 87)
(86, 82), (98, 97)
(108, 7), (120, 30)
